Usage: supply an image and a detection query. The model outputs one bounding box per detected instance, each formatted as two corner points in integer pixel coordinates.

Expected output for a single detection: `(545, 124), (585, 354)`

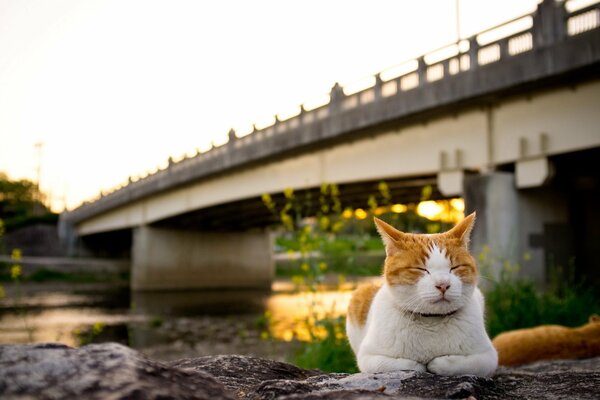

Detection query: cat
(346, 213), (498, 377)
(492, 315), (600, 366)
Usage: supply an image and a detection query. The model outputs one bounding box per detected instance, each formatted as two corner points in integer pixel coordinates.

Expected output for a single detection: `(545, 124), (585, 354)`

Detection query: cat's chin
(417, 296), (465, 316)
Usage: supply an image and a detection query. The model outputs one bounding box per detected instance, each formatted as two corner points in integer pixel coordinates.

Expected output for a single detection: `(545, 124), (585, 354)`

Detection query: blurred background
(1, 0), (599, 371)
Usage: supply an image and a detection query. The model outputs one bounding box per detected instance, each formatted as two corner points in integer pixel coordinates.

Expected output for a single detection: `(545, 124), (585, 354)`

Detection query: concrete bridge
(60, 0), (600, 290)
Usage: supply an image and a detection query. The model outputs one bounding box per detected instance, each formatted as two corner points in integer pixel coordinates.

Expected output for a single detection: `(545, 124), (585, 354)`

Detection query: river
(0, 277), (379, 362)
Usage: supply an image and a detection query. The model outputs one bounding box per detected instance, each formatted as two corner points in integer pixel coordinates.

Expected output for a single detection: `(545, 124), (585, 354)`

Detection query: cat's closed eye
(450, 264), (468, 272)
(412, 267), (429, 274)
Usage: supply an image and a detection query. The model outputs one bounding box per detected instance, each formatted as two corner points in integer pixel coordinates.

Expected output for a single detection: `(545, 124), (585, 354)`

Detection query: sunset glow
(0, 0), (540, 211)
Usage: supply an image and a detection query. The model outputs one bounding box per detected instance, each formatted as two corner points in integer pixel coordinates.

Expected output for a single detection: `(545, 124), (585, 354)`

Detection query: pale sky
(0, 0), (540, 211)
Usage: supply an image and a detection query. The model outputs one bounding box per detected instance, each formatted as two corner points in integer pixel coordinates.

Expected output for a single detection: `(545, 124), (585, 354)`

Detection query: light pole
(34, 142), (44, 212)
(456, 0), (461, 41)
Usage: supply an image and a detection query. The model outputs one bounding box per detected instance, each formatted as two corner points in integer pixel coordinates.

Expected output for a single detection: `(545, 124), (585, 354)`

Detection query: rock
(1, 343), (599, 400)
(173, 354), (600, 400)
(0, 342), (234, 400)
(170, 354), (321, 398)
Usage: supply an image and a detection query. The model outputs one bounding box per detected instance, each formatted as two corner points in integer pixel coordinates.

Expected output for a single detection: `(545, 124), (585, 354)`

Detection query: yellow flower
(292, 275), (305, 286)
(11, 248), (22, 261)
(354, 208), (368, 220)
(331, 221), (344, 233)
(391, 204), (407, 213)
(92, 322), (105, 335)
(260, 331), (270, 340)
(261, 193), (274, 210)
(318, 262), (328, 271)
(421, 185), (433, 201)
(320, 183), (329, 194)
(342, 208), (354, 219)
(330, 184), (340, 197)
(10, 265), (21, 280)
(0, 285), (5, 299)
(283, 187), (294, 200)
(301, 263), (310, 272)
(319, 216), (330, 231)
(523, 252), (531, 261)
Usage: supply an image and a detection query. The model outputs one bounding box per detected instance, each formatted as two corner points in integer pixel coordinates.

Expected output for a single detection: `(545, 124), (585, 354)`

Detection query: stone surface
(0, 342), (234, 400)
(170, 354), (321, 399)
(1, 343), (599, 400)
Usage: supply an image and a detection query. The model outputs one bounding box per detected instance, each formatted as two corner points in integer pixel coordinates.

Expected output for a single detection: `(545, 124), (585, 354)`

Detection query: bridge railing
(71, 0), (599, 216)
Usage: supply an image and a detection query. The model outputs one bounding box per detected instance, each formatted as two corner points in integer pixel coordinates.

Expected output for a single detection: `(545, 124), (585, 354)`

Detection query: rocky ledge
(1, 343), (598, 399)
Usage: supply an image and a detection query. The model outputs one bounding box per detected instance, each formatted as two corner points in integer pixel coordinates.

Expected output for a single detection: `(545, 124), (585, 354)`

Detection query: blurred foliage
(483, 250), (600, 338)
(293, 316), (358, 373)
(0, 172), (57, 232)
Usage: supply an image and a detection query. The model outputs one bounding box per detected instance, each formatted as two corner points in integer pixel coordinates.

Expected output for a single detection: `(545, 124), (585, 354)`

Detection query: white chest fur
(346, 284), (498, 377)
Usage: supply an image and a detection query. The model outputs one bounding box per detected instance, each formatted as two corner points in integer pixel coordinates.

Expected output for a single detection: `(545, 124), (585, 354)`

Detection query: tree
(0, 173), (55, 231)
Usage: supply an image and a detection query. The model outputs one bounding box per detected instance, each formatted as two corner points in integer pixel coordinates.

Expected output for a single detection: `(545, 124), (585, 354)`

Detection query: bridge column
(464, 172), (520, 281)
(464, 172), (570, 287)
(131, 225), (274, 291)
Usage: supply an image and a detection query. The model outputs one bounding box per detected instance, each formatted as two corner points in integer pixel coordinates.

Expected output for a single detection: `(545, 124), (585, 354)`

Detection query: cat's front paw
(427, 355), (464, 376)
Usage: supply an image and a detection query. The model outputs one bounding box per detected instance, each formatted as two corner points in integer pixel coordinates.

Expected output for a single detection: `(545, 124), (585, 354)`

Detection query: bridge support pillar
(131, 225), (274, 291)
(464, 172), (569, 287)
(464, 172), (520, 282)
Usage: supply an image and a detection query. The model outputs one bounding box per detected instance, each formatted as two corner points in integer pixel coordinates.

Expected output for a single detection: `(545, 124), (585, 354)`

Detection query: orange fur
(492, 315), (600, 366)
(348, 216), (479, 326)
(348, 283), (381, 326)
(374, 216), (478, 287)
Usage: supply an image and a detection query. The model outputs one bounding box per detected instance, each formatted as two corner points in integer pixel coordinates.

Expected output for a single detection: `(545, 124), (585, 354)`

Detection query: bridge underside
(129, 175), (445, 291)
(151, 175), (442, 231)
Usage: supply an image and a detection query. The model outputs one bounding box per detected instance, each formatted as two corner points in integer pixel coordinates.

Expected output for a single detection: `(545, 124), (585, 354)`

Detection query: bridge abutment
(131, 225), (274, 291)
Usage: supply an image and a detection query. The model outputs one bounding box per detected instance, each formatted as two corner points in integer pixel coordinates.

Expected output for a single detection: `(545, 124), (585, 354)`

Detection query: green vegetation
(0, 172), (57, 233)
(485, 259), (600, 338)
(293, 316), (358, 373)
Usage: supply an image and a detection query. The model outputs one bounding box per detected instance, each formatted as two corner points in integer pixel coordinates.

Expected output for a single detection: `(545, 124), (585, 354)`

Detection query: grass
(485, 267), (600, 338)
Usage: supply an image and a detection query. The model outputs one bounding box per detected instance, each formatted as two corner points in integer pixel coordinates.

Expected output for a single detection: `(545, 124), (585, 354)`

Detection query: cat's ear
(446, 212), (476, 248)
(374, 217), (405, 256)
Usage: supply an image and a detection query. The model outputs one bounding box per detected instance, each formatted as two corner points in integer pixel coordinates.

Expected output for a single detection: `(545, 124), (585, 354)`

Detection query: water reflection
(131, 289), (270, 316)
(0, 278), (378, 360)
(0, 287), (133, 346)
(268, 290), (352, 341)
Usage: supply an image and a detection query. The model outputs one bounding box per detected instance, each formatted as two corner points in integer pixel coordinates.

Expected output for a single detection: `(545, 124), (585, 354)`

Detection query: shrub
(485, 262), (600, 338)
(292, 316), (358, 373)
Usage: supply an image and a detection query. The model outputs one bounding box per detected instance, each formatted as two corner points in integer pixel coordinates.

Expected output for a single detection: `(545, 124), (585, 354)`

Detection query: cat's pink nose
(435, 283), (450, 294)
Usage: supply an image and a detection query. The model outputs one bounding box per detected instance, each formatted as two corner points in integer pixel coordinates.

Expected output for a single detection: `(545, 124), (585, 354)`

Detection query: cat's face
(375, 213), (478, 316)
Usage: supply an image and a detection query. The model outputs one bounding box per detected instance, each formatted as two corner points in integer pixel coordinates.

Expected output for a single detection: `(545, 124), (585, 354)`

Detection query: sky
(0, 0), (542, 211)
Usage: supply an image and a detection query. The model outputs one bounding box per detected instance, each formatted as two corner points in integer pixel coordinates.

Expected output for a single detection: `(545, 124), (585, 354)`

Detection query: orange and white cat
(346, 213), (497, 377)
(493, 315), (600, 366)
